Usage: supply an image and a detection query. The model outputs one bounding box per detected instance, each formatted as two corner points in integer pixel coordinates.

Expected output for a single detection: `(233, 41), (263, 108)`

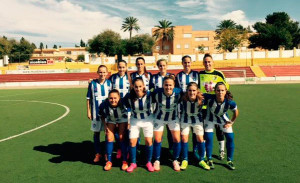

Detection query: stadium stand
(260, 65), (300, 77)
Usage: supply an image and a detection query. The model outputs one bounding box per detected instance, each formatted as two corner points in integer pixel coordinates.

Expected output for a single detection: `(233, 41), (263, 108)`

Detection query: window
(176, 44), (181, 49)
(183, 33), (192, 38)
(204, 47), (209, 51)
(163, 45), (169, 50)
(195, 37), (209, 41)
(66, 51), (72, 54)
(156, 46), (160, 50)
(184, 44), (189, 49)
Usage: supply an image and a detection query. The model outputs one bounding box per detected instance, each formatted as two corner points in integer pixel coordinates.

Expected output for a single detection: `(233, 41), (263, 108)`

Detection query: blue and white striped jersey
(175, 70), (199, 92)
(109, 73), (130, 98)
(150, 72), (173, 90)
(98, 100), (128, 123)
(86, 79), (112, 121)
(130, 72), (152, 90)
(153, 88), (182, 121)
(204, 94), (237, 124)
(123, 91), (152, 120)
(179, 100), (203, 124)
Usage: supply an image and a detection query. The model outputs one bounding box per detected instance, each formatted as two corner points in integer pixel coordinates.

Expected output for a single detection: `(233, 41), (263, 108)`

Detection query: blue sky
(0, 0), (299, 48)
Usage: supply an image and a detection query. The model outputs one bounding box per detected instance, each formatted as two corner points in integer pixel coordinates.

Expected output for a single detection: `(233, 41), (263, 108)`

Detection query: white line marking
(0, 100), (70, 143)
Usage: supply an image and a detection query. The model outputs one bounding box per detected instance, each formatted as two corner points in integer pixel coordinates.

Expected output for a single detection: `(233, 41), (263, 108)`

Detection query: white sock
(219, 140), (225, 152)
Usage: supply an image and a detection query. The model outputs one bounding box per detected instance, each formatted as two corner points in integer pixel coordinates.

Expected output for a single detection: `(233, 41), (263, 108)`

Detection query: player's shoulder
(153, 88), (163, 94)
(174, 87), (182, 94)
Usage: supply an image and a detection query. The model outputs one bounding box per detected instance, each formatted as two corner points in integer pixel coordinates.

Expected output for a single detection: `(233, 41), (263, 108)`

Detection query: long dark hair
(214, 82), (233, 100)
(182, 82), (203, 106)
(182, 55), (192, 62)
(136, 57), (148, 78)
(118, 60), (132, 88)
(203, 53), (213, 61)
(130, 77), (146, 102)
(97, 65), (108, 73)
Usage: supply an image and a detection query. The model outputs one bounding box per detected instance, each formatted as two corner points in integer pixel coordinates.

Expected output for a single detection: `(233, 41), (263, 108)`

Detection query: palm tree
(121, 16), (140, 39)
(216, 19), (236, 33)
(153, 19), (175, 54)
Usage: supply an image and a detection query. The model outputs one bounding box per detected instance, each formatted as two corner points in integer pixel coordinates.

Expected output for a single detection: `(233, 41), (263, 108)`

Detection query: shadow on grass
(33, 141), (197, 168)
(33, 141), (104, 165)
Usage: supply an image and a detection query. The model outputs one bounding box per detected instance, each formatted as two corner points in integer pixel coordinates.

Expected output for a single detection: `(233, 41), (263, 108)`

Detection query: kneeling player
(123, 77), (154, 173)
(179, 82), (210, 170)
(204, 82), (239, 170)
(99, 89), (128, 171)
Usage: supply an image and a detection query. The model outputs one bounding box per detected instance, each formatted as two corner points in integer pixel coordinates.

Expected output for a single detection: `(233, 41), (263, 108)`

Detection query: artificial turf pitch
(0, 84), (299, 183)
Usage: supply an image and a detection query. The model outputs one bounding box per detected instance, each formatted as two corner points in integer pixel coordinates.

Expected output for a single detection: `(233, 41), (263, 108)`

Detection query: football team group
(86, 53), (239, 173)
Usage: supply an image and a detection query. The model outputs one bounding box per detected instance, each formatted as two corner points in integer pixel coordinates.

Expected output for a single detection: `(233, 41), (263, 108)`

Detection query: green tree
(216, 19), (236, 33)
(125, 34), (155, 55)
(153, 19), (175, 54)
(121, 16), (140, 39)
(77, 54), (85, 62)
(80, 39), (86, 47)
(249, 12), (300, 50)
(10, 37), (35, 62)
(0, 37), (13, 59)
(88, 29), (121, 56)
(39, 42), (44, 52)
(53, 44), (57, 49)
(215, 19), (248, 52)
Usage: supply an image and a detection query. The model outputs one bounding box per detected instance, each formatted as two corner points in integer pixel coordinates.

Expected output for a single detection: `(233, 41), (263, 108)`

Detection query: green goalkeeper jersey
(198, 69), (229, 94)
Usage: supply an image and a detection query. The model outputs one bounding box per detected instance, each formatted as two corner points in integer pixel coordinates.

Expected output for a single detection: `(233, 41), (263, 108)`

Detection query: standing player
(123, 77), (154, 173)
(109, 60), (131, 98)
(99, 89), (128, 171)
(150, 58), (174, 156)
(86, 65), (111, 163)
(130, 57), (152, 90)
(198, 53), (229, 160)
(175, 55), (200, 160)
(109, 60), (131, 159)
(204, 82), (239, 170)
(179, 82), (210, 170)
(152, 75), (182, 171)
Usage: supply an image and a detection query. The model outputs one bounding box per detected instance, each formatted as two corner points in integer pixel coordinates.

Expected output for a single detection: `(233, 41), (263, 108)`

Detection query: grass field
(0, 84), (299, 183)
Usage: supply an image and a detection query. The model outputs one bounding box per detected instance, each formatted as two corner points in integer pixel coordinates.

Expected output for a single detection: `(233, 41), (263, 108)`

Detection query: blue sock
(167, 127), (173, 150)
(115, 132), (120, 149)
(106, 141), (114, 162)
(120, 141), (127, 161)
(146, 145), (153, 163)
(153, 141), (162, 161)
(225, 133), (235, 161)
(130, 146), (137, 163)
(182, 142), (188, 161)
(197, 142), (206, 161)
(173, 142), (181, 160)
(93, 133), (101, 154)
(137, 137), (141, 151)
(205, 132), (214, 160)
(192, 133), (198, 152)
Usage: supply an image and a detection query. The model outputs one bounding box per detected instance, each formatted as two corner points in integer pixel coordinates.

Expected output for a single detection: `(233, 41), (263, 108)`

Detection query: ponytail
(136, 57), (148, 78)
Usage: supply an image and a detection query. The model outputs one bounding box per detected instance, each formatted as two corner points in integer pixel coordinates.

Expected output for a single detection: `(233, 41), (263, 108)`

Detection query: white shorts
(91, 120), (104, 132)
(153, 118), (180, 132)
(204, 120), (233, 133)
(181, 122), (204, 136)
(129, 116), (154, 139)
(106, 120), (127, 125)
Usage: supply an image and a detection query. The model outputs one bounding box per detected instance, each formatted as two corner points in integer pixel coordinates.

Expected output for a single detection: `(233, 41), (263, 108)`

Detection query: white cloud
(221, 10), (253, 28)
(0, 0), (147, 47)
(175, 0), (205, 8)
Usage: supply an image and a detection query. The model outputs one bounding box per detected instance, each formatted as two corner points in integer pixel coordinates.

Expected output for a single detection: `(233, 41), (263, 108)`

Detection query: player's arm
(224, 102), (239, 129)
(87, 99), (92, 120)
(86, 82), (92, 120)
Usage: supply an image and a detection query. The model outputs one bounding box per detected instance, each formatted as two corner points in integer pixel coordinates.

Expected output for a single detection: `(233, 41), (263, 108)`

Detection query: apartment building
(152, 25), (217, 55)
